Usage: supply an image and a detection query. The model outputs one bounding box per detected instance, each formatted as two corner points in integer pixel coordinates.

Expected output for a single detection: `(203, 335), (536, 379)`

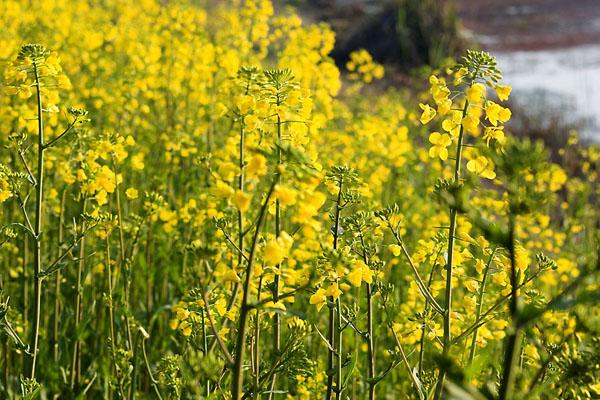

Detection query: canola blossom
(0, 1), (598, 400)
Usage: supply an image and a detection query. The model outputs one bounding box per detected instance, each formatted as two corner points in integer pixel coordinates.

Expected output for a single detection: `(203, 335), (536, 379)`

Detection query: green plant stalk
(498, 215), (522, 400)
(433, 99), (469, 400)
(71, 198), (87, 388)
(200, 308), (211, 397)
(418, 255), (440, 374)
(335, 295), (343, 399)
(326, 177), (343, 400)
(105, 228), (123, 398)
(206, 101), (249, 356)
(268, 98), (283, 400)
(231, 179), (277, 400)
(141, 338), (164, 400)
(27, 61), (45, 379)
(112, 160), (133, 350)
(253, 276), (263, 400)
(468, 249), (496, 365)
(53, 188), (66, 363)
(384, 302), (425, 399)
(358, 233), (375, 400)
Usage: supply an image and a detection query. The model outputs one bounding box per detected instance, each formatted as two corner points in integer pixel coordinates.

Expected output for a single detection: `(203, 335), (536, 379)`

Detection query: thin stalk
(335, 296), (342, 399)
(27, 61), (45, 379)
(200, 308), (211, 397)
(53, 188), (66, 363)
(112, 160), (133, 347)
(141, 338), (164, 400)
(433, 99), (469, 400)
(358, 234), (375, 400)
(253, 276), (263, 400)
(326, 177), (343, 400)
(498, 214), (521, 400)
(268, 97), (283, 400)
(468, 249), (496, 365)
(71, 198), (87, 388)
(231, 179), (278, 400)
(385, 223), (444, 315)
(384, 302), (425, 399)
(418, 253), (441, 374)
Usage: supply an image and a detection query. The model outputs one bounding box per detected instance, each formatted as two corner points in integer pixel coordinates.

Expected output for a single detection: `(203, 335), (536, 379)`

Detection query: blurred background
(278, 0), (600, 148)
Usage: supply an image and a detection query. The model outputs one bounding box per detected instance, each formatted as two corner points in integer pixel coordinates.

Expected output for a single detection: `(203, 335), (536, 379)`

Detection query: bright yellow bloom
(465, 83), (486, 103)
(274, 185), (297, 206)
(485, 101), (511, 126)
(428, 132), (452, 161)
(234, 95), (255, 115)
(483, 126), (505, 146)
(389, 244), (401, 257)
(232, 190), (251, 212)
(467, 156), (496, 180)
(495, 84), (512, 101)
(309, 288), (327, 311)
(347, 260), (373, 287)
(419, 103), (436, 125)
(263, 231), (294, 265)
(244, 114), (260, 131)
(125, 187), (138, 199)
(326, 282), (342, 300)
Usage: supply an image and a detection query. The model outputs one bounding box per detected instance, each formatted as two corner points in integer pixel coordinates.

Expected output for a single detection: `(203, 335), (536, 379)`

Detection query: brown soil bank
(455, 0), (600, 51)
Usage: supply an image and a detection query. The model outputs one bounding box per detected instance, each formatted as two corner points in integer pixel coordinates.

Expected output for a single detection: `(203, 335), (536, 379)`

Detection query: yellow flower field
(0, 1), (598, 399)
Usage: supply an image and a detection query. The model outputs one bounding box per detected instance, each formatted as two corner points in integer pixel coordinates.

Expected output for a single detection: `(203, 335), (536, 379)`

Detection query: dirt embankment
(455, 0), (600, 51)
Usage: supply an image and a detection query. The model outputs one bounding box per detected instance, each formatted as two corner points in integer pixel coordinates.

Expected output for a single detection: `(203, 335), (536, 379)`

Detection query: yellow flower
(419, 103), (436, 125)
(326, 282), (342, 300)
(465, 83), (486, 103)
(464, 279), (480, 293)
(436, 98), (452, 116)
(428, 132), (452, 161)
(244, 114), (260, 131)
(309, 288), (327, 311)
(95, 189), (108, 206)
(234, 95), (255, 115)
(274, 185), (297, 206)
(485, 101), (511, 126)
(483, 126), (505, 146)
(223, 269), (241, 283)
(232, 190), (251, 212)
(495, 84), (512, 101)
(215, 297), (228, 317)
(467, 156), (496, 180)
(125, 187), (138, 199)
(263, 231), (294, 265)
(461, 114), (480, 135)
(247, 154), (267, 176)
(442, 110), (462, 136)
(389, 244), (401, 257)
(549, 166), (567, 192)
(179, 321), (192, 337)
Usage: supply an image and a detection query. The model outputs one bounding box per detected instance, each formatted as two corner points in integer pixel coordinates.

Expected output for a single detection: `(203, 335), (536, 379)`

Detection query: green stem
(268, 99), (283, 400)
(231, 179), (278, 400)
(498, 214), (521, 400)
(358, 234), (375, 400)
(468, 249), (496, 365)
(326, 177), (343, 400)
(53, 189), (66, 363)
(27, 61), (45, 380)
(141, 338), (164, 400)
(433, 98), (469, 400)
(71, 198), (87, 388)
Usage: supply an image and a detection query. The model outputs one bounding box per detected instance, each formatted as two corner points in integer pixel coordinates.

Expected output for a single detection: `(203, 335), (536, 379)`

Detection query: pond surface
(496, 45), (600, 140)
(457, 0), (600, 141)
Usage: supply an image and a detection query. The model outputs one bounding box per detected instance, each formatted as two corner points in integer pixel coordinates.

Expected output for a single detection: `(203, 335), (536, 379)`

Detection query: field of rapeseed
(0, 1), (599, 399)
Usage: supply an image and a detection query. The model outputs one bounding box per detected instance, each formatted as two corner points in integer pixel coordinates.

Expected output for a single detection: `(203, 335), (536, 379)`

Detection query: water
(495, 45), (600, 140)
